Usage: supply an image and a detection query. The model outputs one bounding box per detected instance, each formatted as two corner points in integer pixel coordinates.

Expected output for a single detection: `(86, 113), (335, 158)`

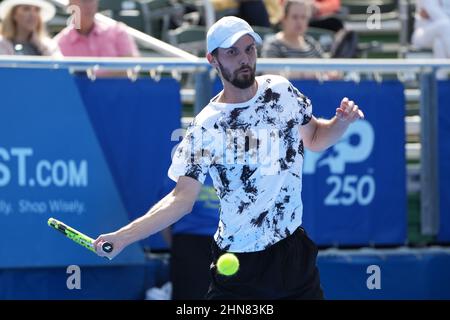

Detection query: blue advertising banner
(212, 79), (407, 246)
(438, 81), (450, 242)
(294, 80), (407, 246)
(75, 77), (181, 250)
(0, 69), (173, 267)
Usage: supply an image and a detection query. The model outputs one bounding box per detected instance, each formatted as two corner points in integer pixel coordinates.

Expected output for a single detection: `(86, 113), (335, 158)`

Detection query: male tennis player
(94, 16), (364, 299)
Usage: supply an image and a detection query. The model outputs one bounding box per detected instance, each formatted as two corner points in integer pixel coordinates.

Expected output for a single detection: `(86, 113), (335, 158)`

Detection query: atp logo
(304, 120), (376, 206)
(304, 120), (374, 174)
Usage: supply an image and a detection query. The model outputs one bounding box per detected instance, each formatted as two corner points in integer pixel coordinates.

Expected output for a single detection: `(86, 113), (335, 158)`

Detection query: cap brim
(218, 30), (263, 50)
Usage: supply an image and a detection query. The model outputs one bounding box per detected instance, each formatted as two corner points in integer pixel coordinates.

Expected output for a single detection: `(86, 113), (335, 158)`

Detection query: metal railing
(0, 56), (449, 236)
(1, 56), (449, 71)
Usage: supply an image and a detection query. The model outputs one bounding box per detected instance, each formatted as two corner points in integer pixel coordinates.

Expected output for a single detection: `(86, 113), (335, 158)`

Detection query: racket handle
(102, 242), (114, 253)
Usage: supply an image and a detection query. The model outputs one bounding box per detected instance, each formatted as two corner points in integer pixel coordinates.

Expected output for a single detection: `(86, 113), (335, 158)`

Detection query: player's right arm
(93, 176), (202, 258)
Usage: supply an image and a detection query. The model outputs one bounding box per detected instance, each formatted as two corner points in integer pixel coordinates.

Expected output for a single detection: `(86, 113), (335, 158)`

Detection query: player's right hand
(93, 232), (125, 260)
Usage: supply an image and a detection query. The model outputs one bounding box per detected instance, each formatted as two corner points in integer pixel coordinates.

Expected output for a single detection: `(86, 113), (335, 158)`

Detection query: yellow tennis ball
(217, 253), (239, 276)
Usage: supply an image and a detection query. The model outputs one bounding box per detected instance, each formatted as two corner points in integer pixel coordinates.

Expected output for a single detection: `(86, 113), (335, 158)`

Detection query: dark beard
(218, 61), (256, 89)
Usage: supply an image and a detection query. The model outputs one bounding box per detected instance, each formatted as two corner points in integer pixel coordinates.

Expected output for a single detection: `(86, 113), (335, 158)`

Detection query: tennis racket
(48, 218), (113, 255)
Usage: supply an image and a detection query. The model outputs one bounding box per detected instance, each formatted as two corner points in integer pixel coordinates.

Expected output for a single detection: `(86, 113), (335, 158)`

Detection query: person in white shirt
(412, 0), (450, 79)
(93, 16), (364, 299)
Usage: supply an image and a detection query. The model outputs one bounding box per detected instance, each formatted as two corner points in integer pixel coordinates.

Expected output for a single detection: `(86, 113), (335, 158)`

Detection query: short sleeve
(168, 123), (212, 184)
(289, 83), (313, 125)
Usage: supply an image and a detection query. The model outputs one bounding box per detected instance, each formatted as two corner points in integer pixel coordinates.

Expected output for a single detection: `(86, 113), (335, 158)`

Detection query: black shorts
(205, 227), (324, 300)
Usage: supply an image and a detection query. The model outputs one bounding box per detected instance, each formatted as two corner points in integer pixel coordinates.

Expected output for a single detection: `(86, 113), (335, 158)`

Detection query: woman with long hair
(0, 0), (60, 56)
(262, 0), (329, 79)
(262, 0), (324, 59)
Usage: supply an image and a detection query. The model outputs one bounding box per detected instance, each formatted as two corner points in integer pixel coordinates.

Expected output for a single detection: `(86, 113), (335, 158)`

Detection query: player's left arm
(300, 97), (364, 152)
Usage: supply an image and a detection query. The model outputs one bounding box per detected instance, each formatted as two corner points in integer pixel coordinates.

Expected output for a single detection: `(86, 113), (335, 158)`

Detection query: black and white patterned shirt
(168, 75), (313, 252)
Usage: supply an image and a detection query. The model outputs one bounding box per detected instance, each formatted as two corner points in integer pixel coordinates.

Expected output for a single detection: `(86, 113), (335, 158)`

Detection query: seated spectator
(0, 0), (60, 56)
(54, 0), (139, 58)
(264, 0), (343, 32)
(412, 0), (450, 79)
(265, 0), (356, 58)
(262, 0), (326, 79)
(262, 0), (323, 58)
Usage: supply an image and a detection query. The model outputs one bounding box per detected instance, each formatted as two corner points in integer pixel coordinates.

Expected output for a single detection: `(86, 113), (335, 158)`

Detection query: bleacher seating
(99, 0), (183, 41)
(342, 0), (401, 58)
(168, 24), (205, 56)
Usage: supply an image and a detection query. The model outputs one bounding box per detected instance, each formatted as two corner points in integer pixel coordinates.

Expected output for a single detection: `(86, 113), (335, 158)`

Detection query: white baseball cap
(207, 16), (262, 54)
(0, 0), (56, 22)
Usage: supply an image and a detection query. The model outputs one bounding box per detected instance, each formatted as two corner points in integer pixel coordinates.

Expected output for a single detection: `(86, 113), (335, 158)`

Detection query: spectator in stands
(265, 0), (356, 59)
(54, 0), (139, 58)
(412, 0), (450, 79)
(262, 0), (323, 58)
(0, 0), (60, 56)
(264, 0), (343, 32)
(262, 0), (327, 79)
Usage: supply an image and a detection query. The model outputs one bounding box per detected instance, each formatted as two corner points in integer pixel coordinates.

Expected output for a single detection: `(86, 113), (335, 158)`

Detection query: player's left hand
(336, 97), (364, 123)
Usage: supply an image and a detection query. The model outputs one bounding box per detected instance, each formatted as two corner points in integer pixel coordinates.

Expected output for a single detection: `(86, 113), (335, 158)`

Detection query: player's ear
(207, 52), (218, 68)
